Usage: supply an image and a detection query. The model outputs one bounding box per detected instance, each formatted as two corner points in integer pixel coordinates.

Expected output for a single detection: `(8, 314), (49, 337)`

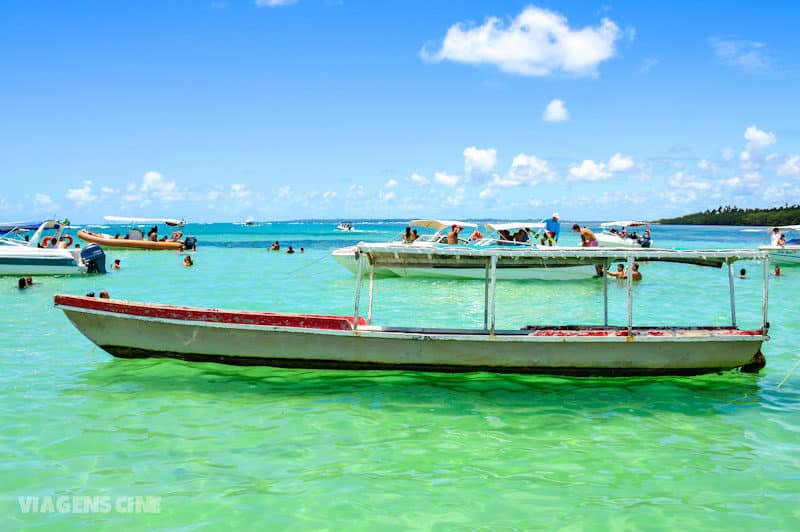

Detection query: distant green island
(657, 205), (800, 226)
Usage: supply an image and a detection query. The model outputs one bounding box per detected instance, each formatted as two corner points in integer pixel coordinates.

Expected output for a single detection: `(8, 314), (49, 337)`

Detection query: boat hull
(78, 229), (185, 250)
(56, 295), (766, 376)
(596, 233), (650, 248)
(0, 248), (86, 275)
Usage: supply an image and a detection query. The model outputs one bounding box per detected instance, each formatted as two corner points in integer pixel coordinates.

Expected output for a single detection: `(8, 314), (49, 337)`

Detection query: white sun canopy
(408, 219), (478, 230)
(600, 220), (651, 228)
(484, 222), (546, 232)
(104, 216), (185, 227)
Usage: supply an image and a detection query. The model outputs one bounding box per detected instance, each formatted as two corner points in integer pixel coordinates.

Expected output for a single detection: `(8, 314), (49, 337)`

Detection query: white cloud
(543, 99), (569, 122)
(422, 5), (621, 77)
(569, 159), (610, 181)
(347, 185), (364, 198)
(230, 183), (251, 199)
(409, 172), (429, 185)
(322, 191), (337, 201)
(608, 153), (634, 172)
(662, 171), (712, 204)
(277, 185), (291, 199)
(255, 0), (297, 7)
(378, 190), (396, 202)
(710, 37), (770, 71)
(130, 171), (184, 202)
(434, 171), (461, 187)
(34, 193), (57, 210)
(721, 147), (735, 161)
(640, 57), (658, 73)
(385, 178), (398, 187)
(463, 146), (497, 175)
(206, 187), (222, 200)
(740, 124), (776, 170)
(778, 155), (800, 178)
(503, 153), (557, 186)
(698, 159), (711, 172)
(479, 187), (495, 199)
(66, 181), (98, 206)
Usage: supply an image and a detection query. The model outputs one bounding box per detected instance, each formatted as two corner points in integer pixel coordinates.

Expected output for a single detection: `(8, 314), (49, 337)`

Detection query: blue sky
(2, 0), (799, 222)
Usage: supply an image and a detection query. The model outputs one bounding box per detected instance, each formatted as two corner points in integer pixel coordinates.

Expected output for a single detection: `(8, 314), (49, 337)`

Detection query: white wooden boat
(0, 220), (107, 275)
(596, 221), (653, 248)
(56, 247), (769, 376)
(758, 225), (800, 265)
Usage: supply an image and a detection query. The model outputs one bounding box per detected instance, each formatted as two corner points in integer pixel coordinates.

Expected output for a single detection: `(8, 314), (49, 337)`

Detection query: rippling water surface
(2, 222), (798, 529)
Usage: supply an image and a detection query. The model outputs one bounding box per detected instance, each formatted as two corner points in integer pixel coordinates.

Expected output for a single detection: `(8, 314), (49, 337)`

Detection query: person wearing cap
(540, 213), (561, 246)
(447, 224), (462, 245)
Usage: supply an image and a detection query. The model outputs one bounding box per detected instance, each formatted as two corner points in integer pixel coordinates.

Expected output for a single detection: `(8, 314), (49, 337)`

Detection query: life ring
(61, 234), (74, 246)
(170, 231), (183, 241)
(42, 236), (53, 246)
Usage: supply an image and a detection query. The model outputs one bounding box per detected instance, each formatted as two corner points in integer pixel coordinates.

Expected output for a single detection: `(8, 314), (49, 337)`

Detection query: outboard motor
(183, 236), (197, 251)
(80, 243), (107, 274)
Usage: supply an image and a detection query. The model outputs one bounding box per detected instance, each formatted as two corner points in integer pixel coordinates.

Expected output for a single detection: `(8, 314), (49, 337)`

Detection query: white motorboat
(55, 247), (770, 376)
(758, 225), (800, 265)
(596, 221), (653, 248)
(0, 220), (107, 275)
(336, 222), (355, 231)
(334, 220), (597, 280)
(331, 219), (477, 276)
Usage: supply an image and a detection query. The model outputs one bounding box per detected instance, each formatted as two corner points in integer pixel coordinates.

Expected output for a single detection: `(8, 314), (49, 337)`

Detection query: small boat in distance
(759, 225), (800, 265)
(55, 247), (769, 376)
(596, 221), (653, 248)
(78, 216), (196, 251)
(337, 222), (355, 231)
(0, 220), (107, 275)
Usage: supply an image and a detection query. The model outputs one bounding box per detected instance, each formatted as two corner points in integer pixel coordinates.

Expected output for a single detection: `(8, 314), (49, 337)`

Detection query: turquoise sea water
(2, 222), (799, 530)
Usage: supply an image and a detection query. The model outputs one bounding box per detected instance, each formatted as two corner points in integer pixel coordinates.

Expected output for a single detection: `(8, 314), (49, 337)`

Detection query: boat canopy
(0, 221), (50, 235)
(600, 220), (651, 228)
(408, 220), (478, 230)
(484, 222), (546, 232)
(104, 216), (185, 227)
(773, 224), (800, 232)
(356, 244), (766, 269)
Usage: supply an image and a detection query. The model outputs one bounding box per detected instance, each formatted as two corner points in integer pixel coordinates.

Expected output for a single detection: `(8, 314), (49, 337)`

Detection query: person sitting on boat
(470, 228), (483, 241)
(170, 230), (183, 242)
(45, 236), (59, 248)
(770, 227), (781, 246)
(497, 229), (512, 241)
(540, 213), (560, 246)
(778, 233), (787, 246)
(572, 224), (599, 247)
(403, 226), (414, 243)
(447, 225), (462, 245)
(411, 229), (419, 241)
(148, 225), (158, 241)
(513, 229), (529, 243)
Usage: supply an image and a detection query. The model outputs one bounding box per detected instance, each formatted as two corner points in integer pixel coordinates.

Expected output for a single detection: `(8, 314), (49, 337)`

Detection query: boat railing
(350, 245), (770, 338)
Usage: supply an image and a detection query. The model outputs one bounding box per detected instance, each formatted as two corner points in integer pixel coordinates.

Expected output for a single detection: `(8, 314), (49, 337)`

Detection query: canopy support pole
(763, 254), (770, 332)
(353, 252), (364, 330)
(727, 260), (736, 327)
(367, 260), (375, 324)
(626, 256), (634, 336)
(490, 255), (497, 336)
(603, 261), (609, 326)
(484, 257), (490, 331)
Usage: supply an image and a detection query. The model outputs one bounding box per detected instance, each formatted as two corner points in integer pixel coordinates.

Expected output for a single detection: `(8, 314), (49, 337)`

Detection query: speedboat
(78, 216), (196, 251)
(336, 222), (355, 231)
(0, 220), (107, 275)
(331, 219), (477, 276)
(595, 221), (653, 248)
(758, 225), (800, 265)
(55, 247), (769, 376)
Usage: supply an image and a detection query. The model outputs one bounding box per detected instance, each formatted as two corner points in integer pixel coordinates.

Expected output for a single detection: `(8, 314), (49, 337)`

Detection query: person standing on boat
(447, 225), (462, 244)
(572, 224), (598, 247)
(771, 227), (781, 246)
(540, 213), (560, 246)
